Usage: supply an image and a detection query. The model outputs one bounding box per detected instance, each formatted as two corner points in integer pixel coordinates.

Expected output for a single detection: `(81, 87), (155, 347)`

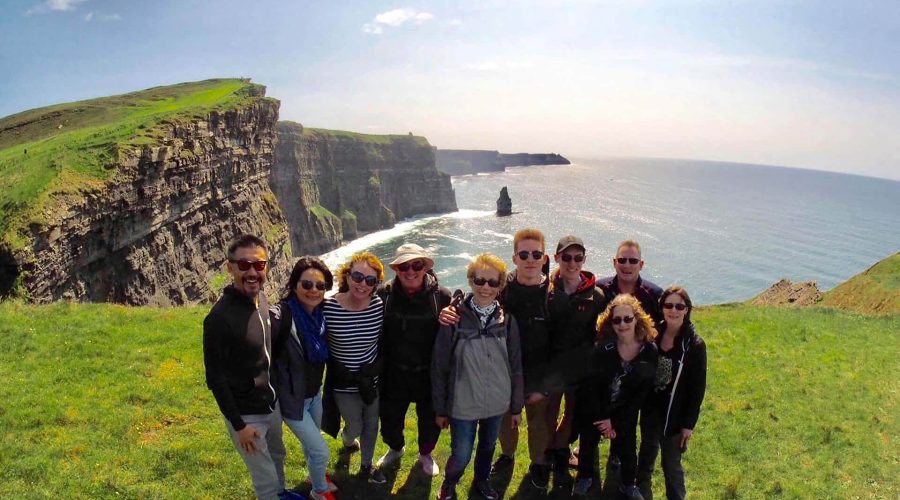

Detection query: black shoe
(359, 464), (387, 484)
(620, 484), (645, 500)
(437, 481), (456, 500)
(489, 454), (514, 477)
(529, 463), (550, 490)
(474, 480), (499, 500)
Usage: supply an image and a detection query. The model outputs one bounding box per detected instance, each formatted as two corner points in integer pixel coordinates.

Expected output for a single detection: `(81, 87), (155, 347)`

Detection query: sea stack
(497, 186), (512, 216)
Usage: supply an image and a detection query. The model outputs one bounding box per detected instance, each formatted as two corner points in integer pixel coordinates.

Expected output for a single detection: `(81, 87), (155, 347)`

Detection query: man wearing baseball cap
(375, 243), (453, 476)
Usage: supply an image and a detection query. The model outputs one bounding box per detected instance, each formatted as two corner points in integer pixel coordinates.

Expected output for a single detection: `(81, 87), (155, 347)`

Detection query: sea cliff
(436, 149), (570, 175)
(273, 122), (457, 255)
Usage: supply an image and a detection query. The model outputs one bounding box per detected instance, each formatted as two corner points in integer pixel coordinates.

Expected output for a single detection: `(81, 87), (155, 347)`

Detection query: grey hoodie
(432, 294), (525, 420)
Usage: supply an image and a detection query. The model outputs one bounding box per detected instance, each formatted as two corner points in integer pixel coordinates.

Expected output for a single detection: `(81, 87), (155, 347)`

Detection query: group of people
(202, 230), (707, 500)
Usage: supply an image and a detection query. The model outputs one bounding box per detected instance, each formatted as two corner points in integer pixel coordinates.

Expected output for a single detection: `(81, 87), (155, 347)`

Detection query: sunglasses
(397, 260), (426, 272)
(517, 250), (545, 261)
(300, 280), (328, 291)
(472, 277), (501, 288)
(611, 315), (635, 325)
(230, 259), (267, 271)
(616, 257), (640, 265)
(350, 271), (378, 287)
(663, 302), (687, 311)
(560, 254), (585, 263)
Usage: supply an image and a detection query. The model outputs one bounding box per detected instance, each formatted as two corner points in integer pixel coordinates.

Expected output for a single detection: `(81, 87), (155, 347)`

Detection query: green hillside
(0, 78), (267, 250)
(821, 252), (900, 315)
(279, 120), (431, 147)
(1, 300), (896, 499)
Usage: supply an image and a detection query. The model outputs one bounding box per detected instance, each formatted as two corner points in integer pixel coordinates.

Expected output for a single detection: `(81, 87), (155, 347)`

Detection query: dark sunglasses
(616, 257), (640, 265)
(300, 280), (328, 291)
(397, 260), (426, 272)
(611, 315), (635, 325)
(230, 259), (267, 271)
(663, 302), (687, 311)
(517, 250), (545, 261)
(560, 254), (585, 263)
(350, 271), (378, 287)
(472, 277), (501, 288)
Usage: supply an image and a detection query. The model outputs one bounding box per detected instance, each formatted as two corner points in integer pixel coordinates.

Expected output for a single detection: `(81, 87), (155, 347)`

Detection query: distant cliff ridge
(436, 149), (570, 175)
(273, 122), (457, 255)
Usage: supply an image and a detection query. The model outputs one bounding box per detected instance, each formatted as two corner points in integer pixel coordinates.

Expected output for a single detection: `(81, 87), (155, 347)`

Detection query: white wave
(447, 252), (475, 261)
(446, 209), (494, 219)
(484, 230), (514, 241)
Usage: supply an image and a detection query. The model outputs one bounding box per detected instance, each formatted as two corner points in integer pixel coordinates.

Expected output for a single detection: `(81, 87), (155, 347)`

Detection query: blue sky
(1, 0), (898, 179)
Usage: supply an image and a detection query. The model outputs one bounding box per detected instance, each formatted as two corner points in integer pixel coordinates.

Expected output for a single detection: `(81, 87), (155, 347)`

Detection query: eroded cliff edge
(272, 122), (457, 255)
(436, 149), (570, 176)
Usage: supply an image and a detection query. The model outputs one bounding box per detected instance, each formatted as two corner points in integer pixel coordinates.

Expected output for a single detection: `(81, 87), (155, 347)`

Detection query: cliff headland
(436, 149), (570, 176)
(0, 79), (456, 304)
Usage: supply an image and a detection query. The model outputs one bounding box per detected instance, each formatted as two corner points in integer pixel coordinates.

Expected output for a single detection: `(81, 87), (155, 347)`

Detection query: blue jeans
(444, 414), (504, 485)
(284, 394), (330, 494)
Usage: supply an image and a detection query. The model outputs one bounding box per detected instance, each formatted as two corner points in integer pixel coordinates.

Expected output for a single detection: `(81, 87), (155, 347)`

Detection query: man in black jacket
(375, 244), (452, 477)
(203, 235), (286, 500)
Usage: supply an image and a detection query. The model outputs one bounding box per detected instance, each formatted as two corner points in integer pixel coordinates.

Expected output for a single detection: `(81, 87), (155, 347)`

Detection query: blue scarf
(287, 296), (329, 364)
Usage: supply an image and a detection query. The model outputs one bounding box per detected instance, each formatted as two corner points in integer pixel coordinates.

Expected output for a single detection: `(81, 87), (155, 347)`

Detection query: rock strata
(751, 279), (823, 307)
(273, 123), (458, 256)
(8, 96), (291, 305)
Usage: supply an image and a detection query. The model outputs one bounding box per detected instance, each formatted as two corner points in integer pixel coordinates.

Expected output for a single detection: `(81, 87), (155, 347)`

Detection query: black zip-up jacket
(597, 275), (664, 326)
(377, 273), (452, 401)
(501, 271), (552, 395)
(577, 339), (658, 425)
(651, 321), (707, 436)
(546, 270), (607, 391)
(203, 286), (277, 431)
(270, 301), (326, 422)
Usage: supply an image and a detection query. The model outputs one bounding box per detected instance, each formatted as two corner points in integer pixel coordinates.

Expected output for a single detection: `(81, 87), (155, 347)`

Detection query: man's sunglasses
(397, 260), (426, 272)
(611, 315), (635, 325)
(300, 280), (328, 291)
(472, 277), (501, 288)
(350, 271), (378, 286)
(230, 259), (267, 271)
(616, 257), (640, 265)
(517, 250), (545, 261)
(560, 254), (585, 263)
(663, 302), (687, 311)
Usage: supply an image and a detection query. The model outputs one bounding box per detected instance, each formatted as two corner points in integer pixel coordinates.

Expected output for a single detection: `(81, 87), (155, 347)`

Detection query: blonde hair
(597, 294), (657, 343)
(617, 239), (642, 257)
(336, 252), (385, 293)
(514, 228), (545, 252)
(466, 253), (508, 290)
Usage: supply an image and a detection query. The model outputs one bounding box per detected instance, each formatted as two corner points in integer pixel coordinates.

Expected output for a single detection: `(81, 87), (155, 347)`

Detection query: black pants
(637, 403), (661, 488)
(379, 394), (441, 455)
(636, 422), (687, 500)
(577, 408), (640, 485)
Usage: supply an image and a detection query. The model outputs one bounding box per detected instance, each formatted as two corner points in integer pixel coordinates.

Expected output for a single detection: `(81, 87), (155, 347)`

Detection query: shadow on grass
(394, 466), (435, 498)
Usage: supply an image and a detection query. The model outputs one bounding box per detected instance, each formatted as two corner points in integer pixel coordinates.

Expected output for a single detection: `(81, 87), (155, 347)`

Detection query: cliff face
(436, 149), (570, 175)
(273, 123), (457, 256)
(4, 95), (291, 305)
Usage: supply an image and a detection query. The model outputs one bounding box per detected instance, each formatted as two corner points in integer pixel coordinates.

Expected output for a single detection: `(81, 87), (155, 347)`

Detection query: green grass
(284, 121), (430, 147)
(821, 253), (900, 315)
(0, 79), (266, 250)
(1, 301), (896, 499)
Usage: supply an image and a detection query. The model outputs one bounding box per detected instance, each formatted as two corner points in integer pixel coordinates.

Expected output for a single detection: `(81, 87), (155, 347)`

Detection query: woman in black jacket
(575, 294), (658, 499)
(271, 256), (337, 500)
(640, 286), (707, 500)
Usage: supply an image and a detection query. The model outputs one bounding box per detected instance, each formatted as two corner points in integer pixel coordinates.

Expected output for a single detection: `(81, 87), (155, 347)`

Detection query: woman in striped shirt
(323, 252), (387, 484)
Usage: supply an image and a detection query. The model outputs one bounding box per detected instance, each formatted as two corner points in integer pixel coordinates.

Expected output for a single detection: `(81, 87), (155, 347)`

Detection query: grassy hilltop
(1, 254), (898, 499)
(0, 78), (267, 250)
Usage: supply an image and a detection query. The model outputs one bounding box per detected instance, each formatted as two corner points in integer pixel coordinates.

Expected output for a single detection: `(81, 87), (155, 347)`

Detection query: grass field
(0, 79), (264, 249)
(1, 299), (896, 499)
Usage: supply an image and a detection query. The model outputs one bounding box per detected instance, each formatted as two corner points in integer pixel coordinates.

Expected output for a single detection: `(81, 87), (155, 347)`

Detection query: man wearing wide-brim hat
(375, 243), (452, 476)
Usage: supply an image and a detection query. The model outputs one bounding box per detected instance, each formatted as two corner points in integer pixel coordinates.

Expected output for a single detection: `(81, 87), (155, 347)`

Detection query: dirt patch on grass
(751, 279), (823, 307)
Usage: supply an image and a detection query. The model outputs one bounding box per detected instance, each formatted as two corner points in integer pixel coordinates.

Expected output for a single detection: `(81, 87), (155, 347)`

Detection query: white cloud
(102, 13), (121, 21)
(448, 18), (463, 26)
(464, 60), (534, 72)
(26, 0), (87, 15)
(83, 11), (92, 21)
(362, 8), (434, 35)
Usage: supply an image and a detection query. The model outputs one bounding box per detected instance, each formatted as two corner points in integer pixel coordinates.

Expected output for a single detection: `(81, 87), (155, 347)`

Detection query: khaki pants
(499, 397), (551, 464)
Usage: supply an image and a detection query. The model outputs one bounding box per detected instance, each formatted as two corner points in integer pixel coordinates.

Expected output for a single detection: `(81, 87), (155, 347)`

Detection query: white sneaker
(377, 447), (404, 468)
(419, 453), (440, 476)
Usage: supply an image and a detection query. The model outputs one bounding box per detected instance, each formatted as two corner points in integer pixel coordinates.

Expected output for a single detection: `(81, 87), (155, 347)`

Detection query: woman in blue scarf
(271, 256), (336, 500)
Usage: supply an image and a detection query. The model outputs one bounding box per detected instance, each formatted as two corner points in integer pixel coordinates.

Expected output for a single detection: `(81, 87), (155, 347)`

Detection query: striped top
(323, 295), (384, 393)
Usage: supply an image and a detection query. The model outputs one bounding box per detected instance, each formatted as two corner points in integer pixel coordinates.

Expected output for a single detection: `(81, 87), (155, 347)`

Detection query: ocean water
(322, 158), (900, 304)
